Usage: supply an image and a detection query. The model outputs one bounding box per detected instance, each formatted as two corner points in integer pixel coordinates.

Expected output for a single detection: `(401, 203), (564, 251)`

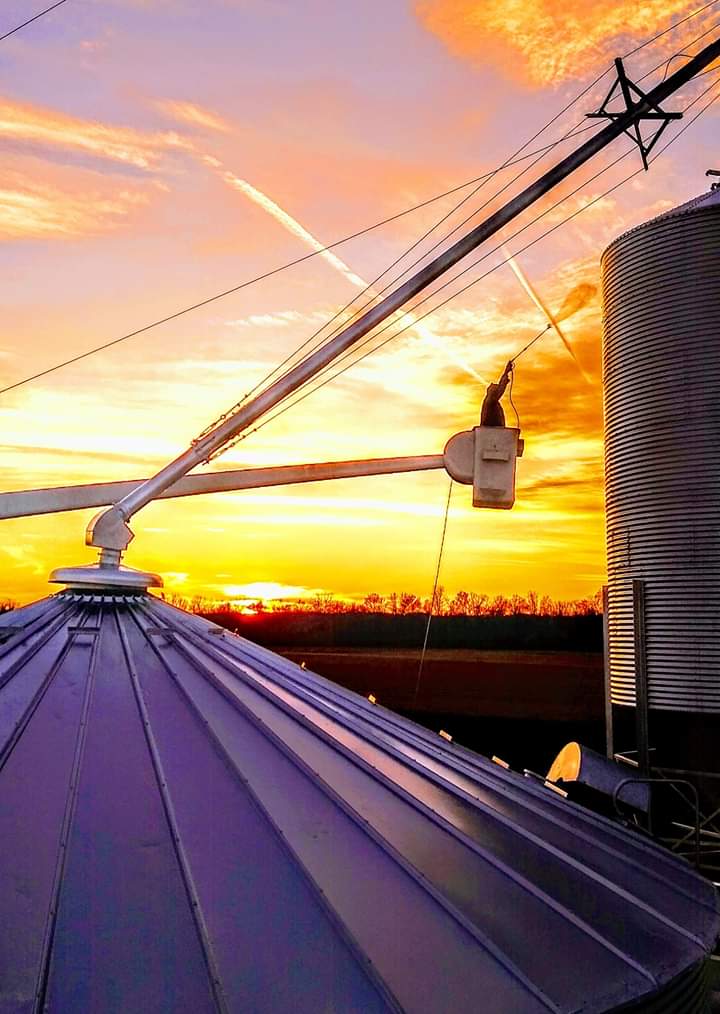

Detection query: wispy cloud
(210, 162), (369, 288)
(153, 99), (230, 133)
(0, 95), (201, 240)
(0, 96), (188, 169)
(0, 176), (150, 239)
(225, 309), (329, 329)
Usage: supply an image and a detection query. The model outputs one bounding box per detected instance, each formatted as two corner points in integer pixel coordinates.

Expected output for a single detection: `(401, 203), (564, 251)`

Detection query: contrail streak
(215, 163), (367, 289)
(204, 155), (487, 385)
(502, 245), (593, 385)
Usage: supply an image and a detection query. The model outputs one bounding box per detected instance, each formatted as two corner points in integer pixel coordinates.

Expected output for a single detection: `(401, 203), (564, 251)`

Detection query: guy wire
(413, 478), (453, 709)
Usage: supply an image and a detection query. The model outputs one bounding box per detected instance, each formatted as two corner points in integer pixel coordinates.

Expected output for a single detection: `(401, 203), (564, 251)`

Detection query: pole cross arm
(586, 57), (683, 170)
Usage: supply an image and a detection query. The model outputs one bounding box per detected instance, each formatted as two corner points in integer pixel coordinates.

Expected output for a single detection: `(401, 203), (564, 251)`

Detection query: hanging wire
(0, 0), (68, 43)
(507, 367), (521, 429)
(212, 48), (720, 458)
(223, 144), (638, 449)
(636, 16), (720, 86)
(505, 323), (555, 428)
(230, 70), (720, 451)
(413, 478), (453, 709)
(195, 95), (613, 440)
(622, 0), (720, 59)
(3, 3), (717, 401)
(0, 166), (539, 397)
(0, 122), (605, 403)
(223, 4), (720, 425)
(284, 0), (719, 379)
(510, 324), (553, 366)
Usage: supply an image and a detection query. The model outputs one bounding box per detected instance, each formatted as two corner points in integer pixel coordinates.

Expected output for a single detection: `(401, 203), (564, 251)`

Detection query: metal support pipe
(633, 579), (650, 775)
(602, 585), (614, 760)
(88, 35), (720, 553)
(0, 455), (444, 519)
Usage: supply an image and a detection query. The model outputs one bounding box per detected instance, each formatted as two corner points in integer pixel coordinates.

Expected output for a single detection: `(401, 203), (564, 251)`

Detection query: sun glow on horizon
(1, 1), (714, 605)
(219, 581), (323, 601)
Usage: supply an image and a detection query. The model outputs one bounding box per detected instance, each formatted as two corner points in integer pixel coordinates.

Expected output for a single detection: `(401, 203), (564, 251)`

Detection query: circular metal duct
(602, 189), (720, 712)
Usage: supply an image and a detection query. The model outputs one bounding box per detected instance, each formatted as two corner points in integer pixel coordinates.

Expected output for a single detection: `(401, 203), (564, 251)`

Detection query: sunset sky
(2, 0), (719, 605)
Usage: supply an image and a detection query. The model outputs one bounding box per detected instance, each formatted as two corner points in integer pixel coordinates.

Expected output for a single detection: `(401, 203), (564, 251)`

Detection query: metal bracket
(85, 506), (134, 556)
(587, 58), (682, 170)
(443, 426), (523, 509)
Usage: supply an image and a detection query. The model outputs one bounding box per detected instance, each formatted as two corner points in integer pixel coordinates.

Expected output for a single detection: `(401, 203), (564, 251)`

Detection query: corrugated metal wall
(602, 191), (720, 711)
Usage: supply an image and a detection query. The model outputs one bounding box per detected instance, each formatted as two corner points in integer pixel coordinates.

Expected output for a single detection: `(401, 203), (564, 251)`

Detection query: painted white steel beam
(0, 455), (445, 520)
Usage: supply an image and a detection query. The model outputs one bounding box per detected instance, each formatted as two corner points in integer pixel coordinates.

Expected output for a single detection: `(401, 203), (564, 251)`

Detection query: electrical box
(442, 426), (523, 509)
(472, 426), (523, 509)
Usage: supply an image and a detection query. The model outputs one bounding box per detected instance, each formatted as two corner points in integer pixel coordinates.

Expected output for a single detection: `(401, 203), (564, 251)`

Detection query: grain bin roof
(602, 186), (720, 261)
(0, 592), (717, 1013)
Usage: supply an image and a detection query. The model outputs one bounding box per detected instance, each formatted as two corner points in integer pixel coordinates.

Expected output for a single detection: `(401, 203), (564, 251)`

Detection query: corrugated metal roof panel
(602, 187), (720, 711)
(602, 187), (720, 259)
(0, 592), (717, 1013)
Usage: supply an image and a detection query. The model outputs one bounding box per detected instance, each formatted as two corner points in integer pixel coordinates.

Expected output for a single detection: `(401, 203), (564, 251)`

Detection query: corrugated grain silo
(602, 186), (720, 777)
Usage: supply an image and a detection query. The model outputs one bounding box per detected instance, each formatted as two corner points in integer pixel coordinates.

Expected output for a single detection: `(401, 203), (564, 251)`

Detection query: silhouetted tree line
(161, 586), (603, 618)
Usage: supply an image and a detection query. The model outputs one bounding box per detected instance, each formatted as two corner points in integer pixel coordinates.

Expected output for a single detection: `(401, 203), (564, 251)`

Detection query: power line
(413, 478), (453, 709)
(623, 0), (720, 59)
(0, 133), (601, 398)
(248, 142), (640, 430)
(331, 0), (720, 351)
(637, 15), (720, 83)
(209, 9), (720, 436)
(4, 7), (717, 399)
(236, 73), (615, 417)
(272, 72), (609, 367)
(232, 149), (636, 445)
(510, 324), (553, 366)
(296, 68), (720, 397)
(235, 73), (720, 446)
(203, 116), (611, 462)
(0, 0), (69, 43)
(197, 116), (605, 442)
(245, 121), (591, 409)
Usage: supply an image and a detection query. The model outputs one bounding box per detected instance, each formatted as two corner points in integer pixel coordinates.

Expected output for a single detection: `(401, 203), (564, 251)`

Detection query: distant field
(278, 647), (604, 722)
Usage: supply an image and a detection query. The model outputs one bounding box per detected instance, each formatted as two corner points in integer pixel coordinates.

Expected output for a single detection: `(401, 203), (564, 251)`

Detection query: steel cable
(232, 72), (720, 448)
(3, 4), (717, 403)
(0, 0), (68, 43)
(220, 5), (720, 425)
(0, 131), (606, 399)
(413, 478), (453, 709)
(197, 104), (612, 440)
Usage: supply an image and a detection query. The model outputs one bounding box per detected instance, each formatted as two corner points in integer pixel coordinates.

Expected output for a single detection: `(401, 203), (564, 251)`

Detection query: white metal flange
(49, 562), (163, 592)
(442, 429), (475, 484)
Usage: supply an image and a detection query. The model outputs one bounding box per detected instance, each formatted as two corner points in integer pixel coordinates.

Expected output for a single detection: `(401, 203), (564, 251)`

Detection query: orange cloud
(414, 1), (716, 86)
(0, 96), (187, 168)
(154, 99), (230, 133)
(0, 176), (150, 239)
(0, 96), (197, 240)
